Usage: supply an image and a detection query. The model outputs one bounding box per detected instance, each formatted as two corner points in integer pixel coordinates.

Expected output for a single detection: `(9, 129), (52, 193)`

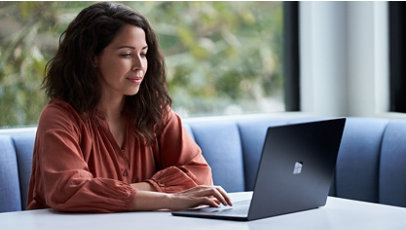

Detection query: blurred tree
(0, 1), (91, 127)
(0, 1), (283, 128)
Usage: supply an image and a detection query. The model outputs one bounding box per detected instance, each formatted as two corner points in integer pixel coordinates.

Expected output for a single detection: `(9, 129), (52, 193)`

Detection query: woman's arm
(131, 108), (234, 210)
(147, 109), (214, 193)
(130, 182), (155, 191)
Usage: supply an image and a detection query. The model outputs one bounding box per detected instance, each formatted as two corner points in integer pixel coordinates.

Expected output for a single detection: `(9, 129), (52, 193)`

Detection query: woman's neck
(97, 95), (127, 149)
(97, 95), (125, 122)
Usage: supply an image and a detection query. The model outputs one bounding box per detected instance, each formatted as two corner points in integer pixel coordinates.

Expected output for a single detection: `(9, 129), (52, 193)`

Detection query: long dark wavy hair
(42, 2), (172, 144)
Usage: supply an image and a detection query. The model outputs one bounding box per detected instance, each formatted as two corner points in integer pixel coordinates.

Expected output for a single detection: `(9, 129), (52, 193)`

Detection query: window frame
(283, 2), (301, 111)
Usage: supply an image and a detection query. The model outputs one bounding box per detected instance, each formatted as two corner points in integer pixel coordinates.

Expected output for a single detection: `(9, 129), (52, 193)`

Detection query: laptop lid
(172, 118), (346, 221)
(247, 118), (346, 220)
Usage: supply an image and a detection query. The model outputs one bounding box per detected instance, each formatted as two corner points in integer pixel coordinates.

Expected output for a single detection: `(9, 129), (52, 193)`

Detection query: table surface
(1, 192), (406, 230)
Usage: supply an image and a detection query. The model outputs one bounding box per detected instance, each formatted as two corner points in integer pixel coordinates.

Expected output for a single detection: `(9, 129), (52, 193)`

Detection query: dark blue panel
(0, 135), (22, 212)
(189, 121), (245, 192)
(380, 120), (406, 207)
(336, 118), (388, 202)
(11, 132), (35, 210)
(237, 119), (288, 191)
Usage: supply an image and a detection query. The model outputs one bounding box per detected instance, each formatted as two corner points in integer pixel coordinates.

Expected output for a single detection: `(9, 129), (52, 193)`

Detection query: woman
(27, 2), (231, 212)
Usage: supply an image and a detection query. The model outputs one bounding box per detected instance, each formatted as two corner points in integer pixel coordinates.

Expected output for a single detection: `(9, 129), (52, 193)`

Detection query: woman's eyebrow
(117, 45), (148, 50)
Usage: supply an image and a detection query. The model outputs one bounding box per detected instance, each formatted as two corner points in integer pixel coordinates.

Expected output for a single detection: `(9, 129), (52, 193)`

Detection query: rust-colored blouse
(26, 99), (212, 212)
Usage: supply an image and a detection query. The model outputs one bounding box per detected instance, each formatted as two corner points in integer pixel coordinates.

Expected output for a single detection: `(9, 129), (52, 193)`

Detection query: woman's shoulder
(38, 98), (85, 132)
(159, 107), (188, 134)
(162, 106), (179, 123)
(41, 98), (80, 119)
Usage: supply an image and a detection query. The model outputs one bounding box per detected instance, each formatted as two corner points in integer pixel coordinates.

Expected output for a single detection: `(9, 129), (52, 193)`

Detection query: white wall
(299, 1), (400, 118)
(347, 2), (389, 117)
(300, 2), (348, 117)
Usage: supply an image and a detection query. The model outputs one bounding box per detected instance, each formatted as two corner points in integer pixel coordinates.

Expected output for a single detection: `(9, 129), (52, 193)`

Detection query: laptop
(172, 118), (346, 221)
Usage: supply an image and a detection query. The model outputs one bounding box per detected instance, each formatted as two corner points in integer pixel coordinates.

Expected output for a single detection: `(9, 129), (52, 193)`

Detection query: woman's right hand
(165, 185), (233, 211)
(133, 185), (232, 211)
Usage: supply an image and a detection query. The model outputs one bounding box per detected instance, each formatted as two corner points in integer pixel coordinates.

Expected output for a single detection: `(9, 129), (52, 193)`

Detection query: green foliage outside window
(0, 1), (284, 128)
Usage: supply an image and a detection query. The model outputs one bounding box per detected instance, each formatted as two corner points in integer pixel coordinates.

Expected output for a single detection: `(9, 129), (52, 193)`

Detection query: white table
(2, 192), (406, 230)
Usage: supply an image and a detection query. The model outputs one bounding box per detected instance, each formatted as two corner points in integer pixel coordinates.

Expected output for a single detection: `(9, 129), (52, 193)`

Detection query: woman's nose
(132, 55), (145, 69)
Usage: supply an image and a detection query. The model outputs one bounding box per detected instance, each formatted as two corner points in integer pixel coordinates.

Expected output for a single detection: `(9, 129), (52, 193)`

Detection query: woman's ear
(92, 55), (99, 68)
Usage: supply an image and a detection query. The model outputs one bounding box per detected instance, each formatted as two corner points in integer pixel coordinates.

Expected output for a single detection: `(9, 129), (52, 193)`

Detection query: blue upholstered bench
(1, 116), (406, 212)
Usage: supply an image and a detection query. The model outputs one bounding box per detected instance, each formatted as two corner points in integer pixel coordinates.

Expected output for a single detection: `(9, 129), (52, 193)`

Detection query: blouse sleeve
(147, 109), (213, 193)
(34, 103), (137, 212)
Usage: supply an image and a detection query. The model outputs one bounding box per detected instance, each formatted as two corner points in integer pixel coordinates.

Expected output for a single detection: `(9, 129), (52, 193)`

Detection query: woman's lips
(127, 77), (143, 84)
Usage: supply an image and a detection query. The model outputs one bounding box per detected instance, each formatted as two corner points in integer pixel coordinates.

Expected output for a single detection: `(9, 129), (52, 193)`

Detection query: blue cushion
(238, 119), (288, 191)
(335, 118), (388, 202)
(189, 121), (245, 192)
(11, 133), (35, 210)
(0, 135), (22, 212)
(379, 120), (406, 207)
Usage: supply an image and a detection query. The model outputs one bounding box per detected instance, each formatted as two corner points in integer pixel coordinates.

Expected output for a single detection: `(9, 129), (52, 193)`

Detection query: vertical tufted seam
(335, 118), (388, 202)
(378, 119), (406, 207)
(10, 137), (24, 211)
(376, 120), (389, 204)
(235, 122), (246, 191)
(9, 133), (36, 211)
(236, 122), (248, 191)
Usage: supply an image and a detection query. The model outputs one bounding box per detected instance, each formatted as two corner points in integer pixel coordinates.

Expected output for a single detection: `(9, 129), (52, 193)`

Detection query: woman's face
(94, 24), (148, 100)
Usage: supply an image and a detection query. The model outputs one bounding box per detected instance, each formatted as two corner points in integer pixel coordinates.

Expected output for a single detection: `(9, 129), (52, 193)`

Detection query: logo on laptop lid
(293, 161), (303, 175)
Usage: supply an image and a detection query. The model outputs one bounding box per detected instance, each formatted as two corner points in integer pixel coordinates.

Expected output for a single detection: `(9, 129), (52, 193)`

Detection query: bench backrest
(1, 117), (406, 212)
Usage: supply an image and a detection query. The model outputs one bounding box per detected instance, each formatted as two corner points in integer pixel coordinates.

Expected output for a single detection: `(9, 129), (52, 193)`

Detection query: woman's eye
(120, 53), (132, 58)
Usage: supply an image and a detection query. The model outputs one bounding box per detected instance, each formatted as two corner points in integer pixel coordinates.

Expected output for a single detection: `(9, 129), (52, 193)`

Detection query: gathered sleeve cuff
(42, 170), (138, 213)
(149, 109), (213, 193)
(146, 166), (197, 193)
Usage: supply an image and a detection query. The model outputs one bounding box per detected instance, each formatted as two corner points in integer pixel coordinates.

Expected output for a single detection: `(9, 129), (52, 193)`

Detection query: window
(0, 1), (294, 128)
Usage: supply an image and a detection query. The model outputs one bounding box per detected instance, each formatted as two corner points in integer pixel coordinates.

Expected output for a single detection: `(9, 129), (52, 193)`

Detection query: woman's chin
(125, 88), (140, 96)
